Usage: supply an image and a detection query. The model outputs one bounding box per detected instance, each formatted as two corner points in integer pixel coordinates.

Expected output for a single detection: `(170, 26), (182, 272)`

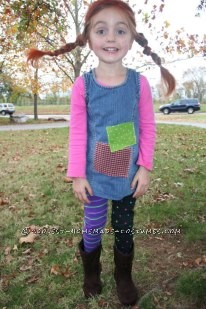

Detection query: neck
(94, 64), (127, 86)
(96, 62), (125, 76)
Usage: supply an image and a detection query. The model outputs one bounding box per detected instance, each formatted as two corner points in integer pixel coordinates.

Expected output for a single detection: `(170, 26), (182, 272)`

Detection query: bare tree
(183, 67), (206, 102)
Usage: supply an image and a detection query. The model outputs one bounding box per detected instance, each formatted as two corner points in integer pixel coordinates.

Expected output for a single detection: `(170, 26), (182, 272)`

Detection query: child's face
(88, 7), (134, 66)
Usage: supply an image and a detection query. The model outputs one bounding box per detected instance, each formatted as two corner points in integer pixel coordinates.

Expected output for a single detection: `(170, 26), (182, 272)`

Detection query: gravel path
(0, 116), (206, 132)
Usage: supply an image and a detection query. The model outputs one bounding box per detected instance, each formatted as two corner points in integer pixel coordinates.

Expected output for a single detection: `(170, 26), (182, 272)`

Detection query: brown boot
(114, 244), (138, 306)
(79, 239), (102, 298)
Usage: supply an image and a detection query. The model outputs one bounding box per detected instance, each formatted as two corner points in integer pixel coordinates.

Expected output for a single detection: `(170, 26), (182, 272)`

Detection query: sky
(160, 0), (205, 34)
(129, 0), (206, 87)
(38, 0), (206, 93)
(132, 0), (205, 34)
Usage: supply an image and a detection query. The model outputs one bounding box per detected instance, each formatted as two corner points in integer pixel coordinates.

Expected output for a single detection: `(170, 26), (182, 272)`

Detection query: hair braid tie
(143, 46), (152, 56)
(76, 34), (86, 47)
(151, 52), (162, 66)
(135, 32), (148, 47)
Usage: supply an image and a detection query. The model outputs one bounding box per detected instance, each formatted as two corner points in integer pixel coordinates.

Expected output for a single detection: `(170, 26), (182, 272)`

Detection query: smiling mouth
(103, 47), (119, 52)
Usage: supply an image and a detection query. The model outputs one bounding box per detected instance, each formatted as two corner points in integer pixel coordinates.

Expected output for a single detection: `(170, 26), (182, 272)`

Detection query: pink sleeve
(137, 75), (156, 170)
(67, 76), (87, 178)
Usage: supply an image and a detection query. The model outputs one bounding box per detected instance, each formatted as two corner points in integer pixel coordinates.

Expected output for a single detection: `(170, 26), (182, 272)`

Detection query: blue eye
(117, 29), (126, 35)
(96, 29), (106, 35)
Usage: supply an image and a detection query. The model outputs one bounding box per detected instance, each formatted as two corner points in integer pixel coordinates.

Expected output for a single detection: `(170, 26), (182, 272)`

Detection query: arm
(67, 76), (87, 177)
(132, 75), (156, 197)
(67, 77), (93, 203)
(137, 75), (156, 170)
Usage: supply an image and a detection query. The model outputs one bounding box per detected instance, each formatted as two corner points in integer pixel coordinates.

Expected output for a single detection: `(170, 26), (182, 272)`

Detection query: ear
(129, 38), (134, 50)
(88, 38), (93, 50)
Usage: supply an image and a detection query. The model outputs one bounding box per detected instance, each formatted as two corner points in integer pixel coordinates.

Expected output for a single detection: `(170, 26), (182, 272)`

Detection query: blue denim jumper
(83, 68), (140, 200)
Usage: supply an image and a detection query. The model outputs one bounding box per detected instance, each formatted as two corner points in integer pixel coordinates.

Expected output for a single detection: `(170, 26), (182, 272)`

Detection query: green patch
(106, 121), (136, 152)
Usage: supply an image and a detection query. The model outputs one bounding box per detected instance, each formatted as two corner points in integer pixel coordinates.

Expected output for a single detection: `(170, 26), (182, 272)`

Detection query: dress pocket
(94, 142), (131, 178)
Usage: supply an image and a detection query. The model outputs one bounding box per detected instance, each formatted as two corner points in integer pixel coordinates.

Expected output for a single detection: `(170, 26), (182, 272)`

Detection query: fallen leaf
(65, 238), (74, 248)
(64, 177), (73, 183)
(20, 265), (32, 272)
(75, 305), (87, 309)
(177, 252), (182, 258)
(194, 256), (206, 266)
(9, 205), (16, 211)
(184, 168), (196, 174)
(0, 197), (9, 206)
(19, 225), (40, 244)
(98, 299), (108, 308)
(27, 258), (34, 266)
(50, 264), (61, 276)
(22, 248), (32, 255)
(174, 182), (184, 187)
(195, 257), (202, 266)
(154, 236), (163, 241)
(155, 192), (176, 202)
(38, 249), (48, 258)
(4, 246), (11, 255)
(26, 276), (39, 284)
(73, 256), (79, 263)
(19, 233), (37, 244)
(62, 267), (74, 278)
(5, 255), (14, 263)
(13, 244), (18, 251)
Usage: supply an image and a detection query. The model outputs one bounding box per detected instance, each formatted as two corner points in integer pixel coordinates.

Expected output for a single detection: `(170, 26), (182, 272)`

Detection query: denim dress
(83, 68), (140, 200)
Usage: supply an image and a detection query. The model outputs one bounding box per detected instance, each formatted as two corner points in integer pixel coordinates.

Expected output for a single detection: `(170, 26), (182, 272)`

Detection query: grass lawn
(155, 112), (206, 123)
(15, 105), (70, 115)
(8, 102), (206, 115)
(0, 125), (206, 309)
(0, 103), (205, 127)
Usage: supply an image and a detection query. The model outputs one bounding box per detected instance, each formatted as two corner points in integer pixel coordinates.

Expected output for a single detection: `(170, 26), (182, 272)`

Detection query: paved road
(0, 115), (206, 131)
(0, 121), (69, 131)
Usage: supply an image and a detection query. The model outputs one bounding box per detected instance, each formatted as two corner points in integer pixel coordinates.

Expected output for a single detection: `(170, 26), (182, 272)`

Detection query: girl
(27, 0), (175, 306)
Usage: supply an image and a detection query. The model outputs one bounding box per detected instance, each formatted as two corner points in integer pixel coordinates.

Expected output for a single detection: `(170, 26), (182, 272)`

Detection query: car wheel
(1, 111), (6, 116)
(187, 107), (194, 114)
(163, 108), (170, 115)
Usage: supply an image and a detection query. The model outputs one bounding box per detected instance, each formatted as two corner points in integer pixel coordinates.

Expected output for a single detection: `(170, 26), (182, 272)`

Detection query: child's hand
(72, 177), (93, 204)
(131, 166), (150, 198)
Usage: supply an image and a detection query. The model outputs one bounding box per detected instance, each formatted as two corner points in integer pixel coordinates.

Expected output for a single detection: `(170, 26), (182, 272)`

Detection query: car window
(186, 99), (197, 104)
(172, 100), (180, 105)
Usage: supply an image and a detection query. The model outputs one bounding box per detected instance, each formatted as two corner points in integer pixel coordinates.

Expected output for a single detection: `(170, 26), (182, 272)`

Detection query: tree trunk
(34, 68), (38, 120)
(34, 93), (38, 120)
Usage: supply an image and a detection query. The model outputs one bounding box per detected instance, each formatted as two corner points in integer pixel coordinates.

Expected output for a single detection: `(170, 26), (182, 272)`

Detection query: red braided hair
(26, 0), (175, 95)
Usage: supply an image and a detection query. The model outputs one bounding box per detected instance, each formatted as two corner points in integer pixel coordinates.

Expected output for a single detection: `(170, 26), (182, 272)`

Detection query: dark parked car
(159, 99), (201, 114)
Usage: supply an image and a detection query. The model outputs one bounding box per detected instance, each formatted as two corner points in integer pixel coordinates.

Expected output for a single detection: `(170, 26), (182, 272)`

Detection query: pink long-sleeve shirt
(67, 74), (156, 178)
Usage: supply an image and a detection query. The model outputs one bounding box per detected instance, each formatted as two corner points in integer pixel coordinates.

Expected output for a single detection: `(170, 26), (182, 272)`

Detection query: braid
(135, 32), (176, 96)
(26, 34), (86, 67)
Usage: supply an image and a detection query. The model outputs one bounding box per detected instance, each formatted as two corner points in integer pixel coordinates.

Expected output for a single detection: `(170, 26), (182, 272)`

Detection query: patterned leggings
(83, 194), (136, 254)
